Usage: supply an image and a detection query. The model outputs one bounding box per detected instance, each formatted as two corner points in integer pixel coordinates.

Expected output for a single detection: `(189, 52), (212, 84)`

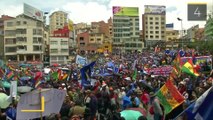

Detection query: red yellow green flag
(156, 80), (185, 114)
(181, 59), (199, 77)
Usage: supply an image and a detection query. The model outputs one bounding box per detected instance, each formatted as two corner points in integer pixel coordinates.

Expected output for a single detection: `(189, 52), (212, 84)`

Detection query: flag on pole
(7, 71), (14, 80)
(156, 80), (185, 114)
(80, 61), (96, 87)
(132, 69), (137, 81)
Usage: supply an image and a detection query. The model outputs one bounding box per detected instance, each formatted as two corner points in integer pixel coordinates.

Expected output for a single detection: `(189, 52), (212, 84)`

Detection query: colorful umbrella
(0, 93), (11, 108)
(127, 108), (147, 117)
(120, 110), (143, 120)
(1, 81), (11, 88)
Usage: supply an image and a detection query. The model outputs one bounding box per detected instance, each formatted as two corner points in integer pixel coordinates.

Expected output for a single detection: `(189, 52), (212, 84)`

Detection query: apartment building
(4, 14), (45, 62)
(112, 6), (143, 53)
(142, 5), (166, 47)
(49, 11), (67, 35)
(0, 15), (14, 60)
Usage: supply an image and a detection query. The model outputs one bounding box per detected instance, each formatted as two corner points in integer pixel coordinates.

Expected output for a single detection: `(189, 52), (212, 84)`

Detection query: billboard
(24, 3), (43, 21)
(113, 6), (139, 16)
(144, 5), (166, 15)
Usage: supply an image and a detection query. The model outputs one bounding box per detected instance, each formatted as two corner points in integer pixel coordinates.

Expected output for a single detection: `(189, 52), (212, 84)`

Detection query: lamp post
(177, 17), (183, 49)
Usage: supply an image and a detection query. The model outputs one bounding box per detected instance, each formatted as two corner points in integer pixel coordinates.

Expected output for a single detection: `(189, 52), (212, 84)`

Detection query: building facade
(112, 6), (143, 53)
(4, 15), (45, 62)
(142, 5), (166, 48)
(49, 11), (67, 35)
(0, 15), (14, 60)
(77, 31), (90, 54)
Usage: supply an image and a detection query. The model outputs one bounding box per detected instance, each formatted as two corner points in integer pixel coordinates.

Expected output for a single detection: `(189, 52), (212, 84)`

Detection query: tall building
(49, 26), (69, 65)
(4, 14), (45, 63)
(0, 15), (14, 60)
(112, 6), (143, 53)
(49, 11), (67, 35)
(142, 5), (166, 48)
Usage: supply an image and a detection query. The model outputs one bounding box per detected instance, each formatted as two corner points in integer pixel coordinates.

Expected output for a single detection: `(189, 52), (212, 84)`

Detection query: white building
(49, 37), (69, 65)
(4, 14), (45, 61)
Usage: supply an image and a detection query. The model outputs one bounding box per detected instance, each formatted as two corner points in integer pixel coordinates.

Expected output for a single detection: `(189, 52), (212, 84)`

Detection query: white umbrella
(0, 93), (11, 108)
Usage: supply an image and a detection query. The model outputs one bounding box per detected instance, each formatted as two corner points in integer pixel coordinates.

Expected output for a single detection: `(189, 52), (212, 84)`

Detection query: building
(49, 26), (70, 65)
(166, 30), (179, 41)
(112, 6), (143, 53)
(142, 5), (166, 48)
(4, 14), (45, 62)
(77, 31), (90, 54)
(195, 28), (205, 41)
(49, 11), (67, 35)
(0, 15), (14, 60)
(185, 25), (199, 42)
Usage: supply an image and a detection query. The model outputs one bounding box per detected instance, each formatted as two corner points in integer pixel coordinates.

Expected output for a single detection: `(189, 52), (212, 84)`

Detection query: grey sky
(0, 0), (212, 30)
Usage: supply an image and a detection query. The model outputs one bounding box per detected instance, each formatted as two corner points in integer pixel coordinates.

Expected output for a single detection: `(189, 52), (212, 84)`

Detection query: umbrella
(1, 81), (11, 88)
(120, 110), (143, 120)
(17, 86), (32, 93)
(127, 108), (147, 117)
(0, 93), (11, 108)
(20, 76), (31, 81)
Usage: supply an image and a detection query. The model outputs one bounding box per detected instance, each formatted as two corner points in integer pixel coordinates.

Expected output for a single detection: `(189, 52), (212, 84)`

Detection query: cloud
(167, 6), (177, 12)
(62, 2), (111, 24)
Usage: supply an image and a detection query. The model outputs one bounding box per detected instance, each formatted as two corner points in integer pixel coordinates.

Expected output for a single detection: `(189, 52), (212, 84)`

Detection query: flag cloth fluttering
(181, 59), (199, 77)
(80, 61), (96, 87)
(156, 80), (185, 114)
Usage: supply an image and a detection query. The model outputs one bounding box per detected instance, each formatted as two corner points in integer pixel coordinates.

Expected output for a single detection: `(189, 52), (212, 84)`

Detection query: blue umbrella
(20, 76), (31, 81)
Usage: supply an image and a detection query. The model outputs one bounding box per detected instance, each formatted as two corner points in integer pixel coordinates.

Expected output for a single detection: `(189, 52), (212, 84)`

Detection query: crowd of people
(0, 49), (212, 120)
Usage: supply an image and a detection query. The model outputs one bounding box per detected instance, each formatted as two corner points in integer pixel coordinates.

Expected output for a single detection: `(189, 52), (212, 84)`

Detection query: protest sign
(76, 55), (87, 66)
(16, 88), (66, 120)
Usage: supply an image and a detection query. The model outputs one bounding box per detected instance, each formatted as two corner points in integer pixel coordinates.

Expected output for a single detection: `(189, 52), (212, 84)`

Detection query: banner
(76, 55), (87, 66)
(16, 88), (66, 120)
(24, 3), (43, 22)
(145, 66), (173, 76)
(180, 56), (212, 71)
(144, 5), (166, 15)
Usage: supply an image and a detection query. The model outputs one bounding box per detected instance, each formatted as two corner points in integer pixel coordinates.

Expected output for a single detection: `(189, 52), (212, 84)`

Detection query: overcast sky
(0, 0), (212, 30)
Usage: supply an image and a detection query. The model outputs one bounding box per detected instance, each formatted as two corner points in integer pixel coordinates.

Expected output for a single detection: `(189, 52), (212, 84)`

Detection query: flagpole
(39, 89), (43, 120)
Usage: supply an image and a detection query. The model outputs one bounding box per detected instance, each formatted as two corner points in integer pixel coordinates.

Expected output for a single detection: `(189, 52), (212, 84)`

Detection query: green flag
(132, 69), (137, 81)
(51, 72), (58, 80)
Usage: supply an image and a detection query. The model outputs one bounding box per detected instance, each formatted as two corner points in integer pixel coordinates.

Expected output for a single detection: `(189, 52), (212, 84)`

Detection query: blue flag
(184, 87), (213, 120)
(80, 61), (96, 87)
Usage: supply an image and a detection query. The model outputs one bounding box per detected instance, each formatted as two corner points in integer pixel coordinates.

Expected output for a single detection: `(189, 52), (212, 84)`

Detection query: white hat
(125, 77), (131, 81)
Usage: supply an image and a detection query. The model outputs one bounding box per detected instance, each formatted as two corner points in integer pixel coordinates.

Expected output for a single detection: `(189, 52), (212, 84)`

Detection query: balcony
(16, 49), (27, 54)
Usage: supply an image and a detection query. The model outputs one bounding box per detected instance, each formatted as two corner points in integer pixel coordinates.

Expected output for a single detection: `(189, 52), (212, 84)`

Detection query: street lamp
(177, 17), (183, 49)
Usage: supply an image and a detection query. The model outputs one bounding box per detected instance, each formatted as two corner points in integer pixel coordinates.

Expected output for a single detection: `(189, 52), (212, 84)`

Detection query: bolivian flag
(156, 80), (185, 114)
(181, 59), (199, 77)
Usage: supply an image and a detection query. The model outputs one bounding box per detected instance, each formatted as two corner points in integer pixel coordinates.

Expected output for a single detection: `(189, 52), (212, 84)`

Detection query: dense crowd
(0, 50), (212, 120)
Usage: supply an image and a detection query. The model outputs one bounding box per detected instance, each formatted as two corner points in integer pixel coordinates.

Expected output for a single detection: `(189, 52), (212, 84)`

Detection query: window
(155, 17), (159, 20)
(155, 31), (159, 34)
(50, 49), (58, 53)
(138, 44), (142, 47)
(149, 17), (153, 20)
(36, 22), (42, 27)
(97, 38), (101, 41)
(90, 39), (94, 41)
(80, 37), (84, 41)
(161, 22), (165, 24)
(156, 35), (159, 38)
(61, 49), (68, 53)
(155, 27), (159, 29)
(150, 31), (153, 34)
(50, 41), (58, 45)
(146, 31), (148, 33)
(7, 22), (13, 26)
(150, 26), (153, 29)
(51, 57), (57, 60)
(5, 47), (16, 52)
(155, 22), (159, 25)
(33, 29), (36, 35)
(161, 31), (165, 34)
(5, 38), (16, 44)
(58, 56), (64, 60)
(33, 46), (40, 51)
(150, 22), (153, 24)
(80, 43), (85, 46)
(150, 35), (153, 38)
(23, 21), (27, 25)
(16, 21), (21, 25)
(61, 41), (68, 45)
